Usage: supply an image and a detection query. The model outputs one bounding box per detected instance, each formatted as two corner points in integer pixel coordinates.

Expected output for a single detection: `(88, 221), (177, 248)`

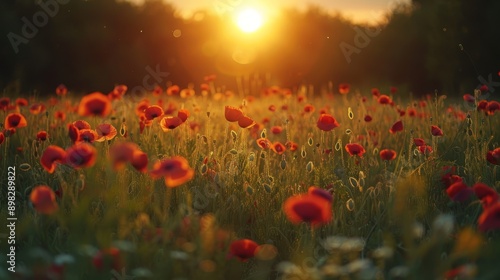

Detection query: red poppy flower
(446, 182), (473, 203)
(380, 149), (397, 161)
(4, 128), (16, 137)
(48, 97), (58, 106)
(144, 105), (164, 121)
(308, 186), (333, 202)
(15, 98), (28, 107)
(443, 175), (462, 189)
(268, 105), (276, 112)
(152, 85), (163, 96)
(41, 145), (67, 173)
(283, 194), (332, 227)
(271, 142), (286, 155)
(54, 111), (66, 121)
(56, 84), (67, 96)
(131, 150), (148, 173)
(139, 120), (146, 134)
(413, 138), (425, 147)
(317, 114), (339, 131)
(77, 92), (112, 117)
(389, 120), (403, 134)
(390, 87), (398, 94)
(177, 109), (190, 122)
(486, 101), (500, 115)
(66, 143), (97, 169)
(463, 94), (475, 103)
(371, 88), (380, 97)
(150, 156), (194, 187)
(204, 74), (217, 82)
(229, 239), (258, 262)
(285, 141), (298, 151)
(73, 120), (91, 130)
(256, 138), (272, 149)
(345, 143), (366, 157)
(95, 124), (117, 142)
(68, 124), (80, 143)
(200, 83), (210, 91)
(407, 108), (417, 117)
(78, 129), (98, 143)
(271, 126), (283, 134)
(487, 148), (500, 165)
(108, 84), (127, 100)
(397, 108), (406, 117)
(0, 97), (10, 110)
(478, 202), (500, 232)
(418, 145), (433, 155)
(477, 100), (488, 112)
(0, 132), (4, 145)
(339, 83), (350, 95)
(30, 103), (46, 115)
(37, 131), (48, 141)
(440, 166), (460, 188)
(109, 142), (147, 172)
(378, 95), (392, 105)
(189, 122), (200, 132)
(431, 125), (443, 137)
(180, 88), (195, 98)
(160, 116), (183, 131)
(238, 115), (256, 128)
(166, 85), (180, 96)
(224, 106), (244, 122)
(114, 84), (127, 96)
(110, 142), (138, 169)
(364, 115), (372, 122)
(303, 104), (315, 113)
(444, 264), (475, 280)
(473, 183), (499, 209)
(92, 247), (122, 271)
(30, 185), (58, 214)
(479, 85), (488, 92)
(136, 99), (150, 117)
(5, 113), (27, 129)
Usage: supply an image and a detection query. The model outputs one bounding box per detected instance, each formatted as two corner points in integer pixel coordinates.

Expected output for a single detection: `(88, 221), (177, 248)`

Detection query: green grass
(0, 83), (499, 280)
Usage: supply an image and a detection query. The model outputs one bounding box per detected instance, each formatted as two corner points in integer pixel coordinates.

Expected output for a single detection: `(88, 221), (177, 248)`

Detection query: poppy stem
(384, 160), (388, 181)
(164, 187), (172, 221)
(321, 131), (326, 154)
(432, 136), (437, 155)
(310, 226), (315, 242)
(185, 189), (193, 216)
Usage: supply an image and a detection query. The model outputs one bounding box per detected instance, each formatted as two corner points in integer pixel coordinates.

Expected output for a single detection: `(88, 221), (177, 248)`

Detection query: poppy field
(1, 81), (500, 280)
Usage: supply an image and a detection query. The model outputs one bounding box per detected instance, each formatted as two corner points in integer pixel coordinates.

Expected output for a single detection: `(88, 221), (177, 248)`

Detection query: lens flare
(236, 8), (263, 33)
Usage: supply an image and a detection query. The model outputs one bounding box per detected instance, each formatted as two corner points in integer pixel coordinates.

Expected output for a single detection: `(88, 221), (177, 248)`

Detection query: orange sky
(127, 0), (410, 24)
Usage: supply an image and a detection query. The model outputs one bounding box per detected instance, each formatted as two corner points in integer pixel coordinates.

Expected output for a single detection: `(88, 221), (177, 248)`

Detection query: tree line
(1, 0), (498, 96)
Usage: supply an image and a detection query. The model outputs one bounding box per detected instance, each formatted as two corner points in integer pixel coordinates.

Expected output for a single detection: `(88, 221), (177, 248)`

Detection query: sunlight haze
(127, 0), (409, 23)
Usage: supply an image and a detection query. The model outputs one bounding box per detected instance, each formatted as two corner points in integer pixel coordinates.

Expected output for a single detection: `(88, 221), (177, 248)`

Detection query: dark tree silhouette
(0, 0), (498, 95)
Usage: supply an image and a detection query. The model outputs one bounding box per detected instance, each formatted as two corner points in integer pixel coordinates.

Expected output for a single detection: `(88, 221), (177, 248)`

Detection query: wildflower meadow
(1, 80), (500, 279)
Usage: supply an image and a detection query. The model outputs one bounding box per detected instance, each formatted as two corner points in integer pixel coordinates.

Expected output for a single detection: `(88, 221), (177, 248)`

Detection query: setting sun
(236, 8), (264, 33)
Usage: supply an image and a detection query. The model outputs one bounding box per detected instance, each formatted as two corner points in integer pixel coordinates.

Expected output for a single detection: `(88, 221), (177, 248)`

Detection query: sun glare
(236, 8), (263, 33)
